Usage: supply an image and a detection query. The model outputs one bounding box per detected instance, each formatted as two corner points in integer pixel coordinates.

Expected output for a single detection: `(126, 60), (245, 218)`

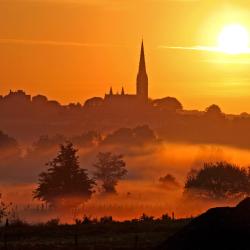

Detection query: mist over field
(0, 136), (248, 223)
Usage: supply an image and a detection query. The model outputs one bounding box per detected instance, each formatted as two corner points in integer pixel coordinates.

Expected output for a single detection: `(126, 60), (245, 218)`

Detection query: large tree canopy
(185, 162), (250, 200)
(33, 142), (95, 207)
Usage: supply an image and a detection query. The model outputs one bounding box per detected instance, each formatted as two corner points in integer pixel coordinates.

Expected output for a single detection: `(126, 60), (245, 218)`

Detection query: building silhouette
(104, 40), (149, 105)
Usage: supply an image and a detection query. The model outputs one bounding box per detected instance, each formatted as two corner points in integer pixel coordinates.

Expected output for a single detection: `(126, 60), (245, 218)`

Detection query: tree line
(33, 142), (127, 207)
(32, 141), (250, 209)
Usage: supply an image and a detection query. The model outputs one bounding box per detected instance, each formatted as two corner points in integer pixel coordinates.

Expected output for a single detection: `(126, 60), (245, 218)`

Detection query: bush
(161, 213), (172, 222)
(139, 213), (154, 222)
(100, 216), (113, 224)
(46, 218), (60, 227)
(184, 162), (250, 200)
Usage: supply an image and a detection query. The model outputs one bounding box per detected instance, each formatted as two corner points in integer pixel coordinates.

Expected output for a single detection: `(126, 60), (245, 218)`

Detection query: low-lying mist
(0, 141), (250, 223)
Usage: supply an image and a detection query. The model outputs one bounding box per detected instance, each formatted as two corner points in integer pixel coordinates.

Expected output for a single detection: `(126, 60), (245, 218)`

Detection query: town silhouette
(1, 41), (250, 151)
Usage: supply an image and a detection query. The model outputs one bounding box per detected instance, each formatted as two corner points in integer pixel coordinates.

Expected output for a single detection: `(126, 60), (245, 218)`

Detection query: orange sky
(1, 0), (250, 113)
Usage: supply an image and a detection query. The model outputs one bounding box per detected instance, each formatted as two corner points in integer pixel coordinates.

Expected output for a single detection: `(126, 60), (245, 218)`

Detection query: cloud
(158, 45), (250, 56)
(0, 38), (122, 47)
(158, 45), (220, 52)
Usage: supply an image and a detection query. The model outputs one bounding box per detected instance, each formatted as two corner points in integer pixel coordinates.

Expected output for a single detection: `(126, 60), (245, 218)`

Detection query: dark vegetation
(2, 198), (250, 250)
(152, 97), (183, 111)
(184, 162), (250, 200)
(33, 142), (128, 206)
(102, 125), (157, 146)
(0, 215), (190, 250)
(93, 152), (127, 194)
(3, 90), (250, 150)
(33, 142), (96, 207)
(0, 131), (20, 159)
(0, 124), (157, 158)
(159, 174), (180, 189)
(0, 131), (19, 150)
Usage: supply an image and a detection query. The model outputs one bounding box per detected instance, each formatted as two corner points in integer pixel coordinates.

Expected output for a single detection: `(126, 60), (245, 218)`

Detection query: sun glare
(218, 24), (249, 54)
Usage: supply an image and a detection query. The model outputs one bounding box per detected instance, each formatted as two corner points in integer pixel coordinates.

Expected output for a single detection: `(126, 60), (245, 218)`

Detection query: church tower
(136, 40), (148, 101)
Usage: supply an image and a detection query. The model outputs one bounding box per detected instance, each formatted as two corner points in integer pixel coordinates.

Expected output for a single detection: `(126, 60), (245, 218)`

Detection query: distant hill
(158, 198), (250, 250)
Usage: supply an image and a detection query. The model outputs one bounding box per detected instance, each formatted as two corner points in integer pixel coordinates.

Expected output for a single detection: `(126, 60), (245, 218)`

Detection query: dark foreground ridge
(158, 197), (250, 250)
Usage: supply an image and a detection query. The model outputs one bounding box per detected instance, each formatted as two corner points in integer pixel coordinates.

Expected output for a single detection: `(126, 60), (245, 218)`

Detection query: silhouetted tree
(133, 125), (157, 144)
(32, 95), (48, 104)
(0, 131), (21, 159)
(0, 196), (10, 223)
(0, 131), (19, 150)
(139, 213), (154, 222)
(152, 97), (183, 111)
(71, 131), (102, 147)
(184, 162), (250, 200)
(100, 216), (113, 224)
(93, 152), (127, 194)
(33, 142), (95, 207)
(205, 104), (224, 119)
(84, 97), (104, 108)
(103, 125), (156, 146)
(68, 102), (82, 110)
(103, 128), (133, 145)
(159, 174), (180, 189)
(32, 134), (66, 152)
(161, 213), (172, 222)
(205, 104), (222, 114)
(46, 218), (60, 227)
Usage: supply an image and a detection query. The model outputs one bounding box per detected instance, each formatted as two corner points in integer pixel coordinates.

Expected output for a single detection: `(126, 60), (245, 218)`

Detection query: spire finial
(139, 39), (146, 73)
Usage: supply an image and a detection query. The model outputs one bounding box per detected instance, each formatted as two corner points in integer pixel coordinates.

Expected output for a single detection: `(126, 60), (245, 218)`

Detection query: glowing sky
(1, 0), (250, 113)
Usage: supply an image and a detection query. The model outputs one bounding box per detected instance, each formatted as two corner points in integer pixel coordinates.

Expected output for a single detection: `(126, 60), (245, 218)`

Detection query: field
(0, 218), (190, 250)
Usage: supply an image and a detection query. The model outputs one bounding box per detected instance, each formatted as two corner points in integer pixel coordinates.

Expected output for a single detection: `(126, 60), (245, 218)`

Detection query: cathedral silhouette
(104, 41), (149, 105)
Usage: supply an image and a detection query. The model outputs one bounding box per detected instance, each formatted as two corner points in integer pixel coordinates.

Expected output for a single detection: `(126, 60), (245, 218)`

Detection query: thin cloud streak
(159, 45), (221, 52)
(0, 38), (122, 47)
(159, 45), (250, 54)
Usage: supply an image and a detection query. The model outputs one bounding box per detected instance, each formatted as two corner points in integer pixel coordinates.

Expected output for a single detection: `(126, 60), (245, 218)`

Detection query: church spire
(136, 39), (148, 101)
(139, 40), (146, 74)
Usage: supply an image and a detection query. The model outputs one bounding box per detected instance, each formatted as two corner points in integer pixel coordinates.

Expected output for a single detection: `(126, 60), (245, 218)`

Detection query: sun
(218, 24), (249, 54)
